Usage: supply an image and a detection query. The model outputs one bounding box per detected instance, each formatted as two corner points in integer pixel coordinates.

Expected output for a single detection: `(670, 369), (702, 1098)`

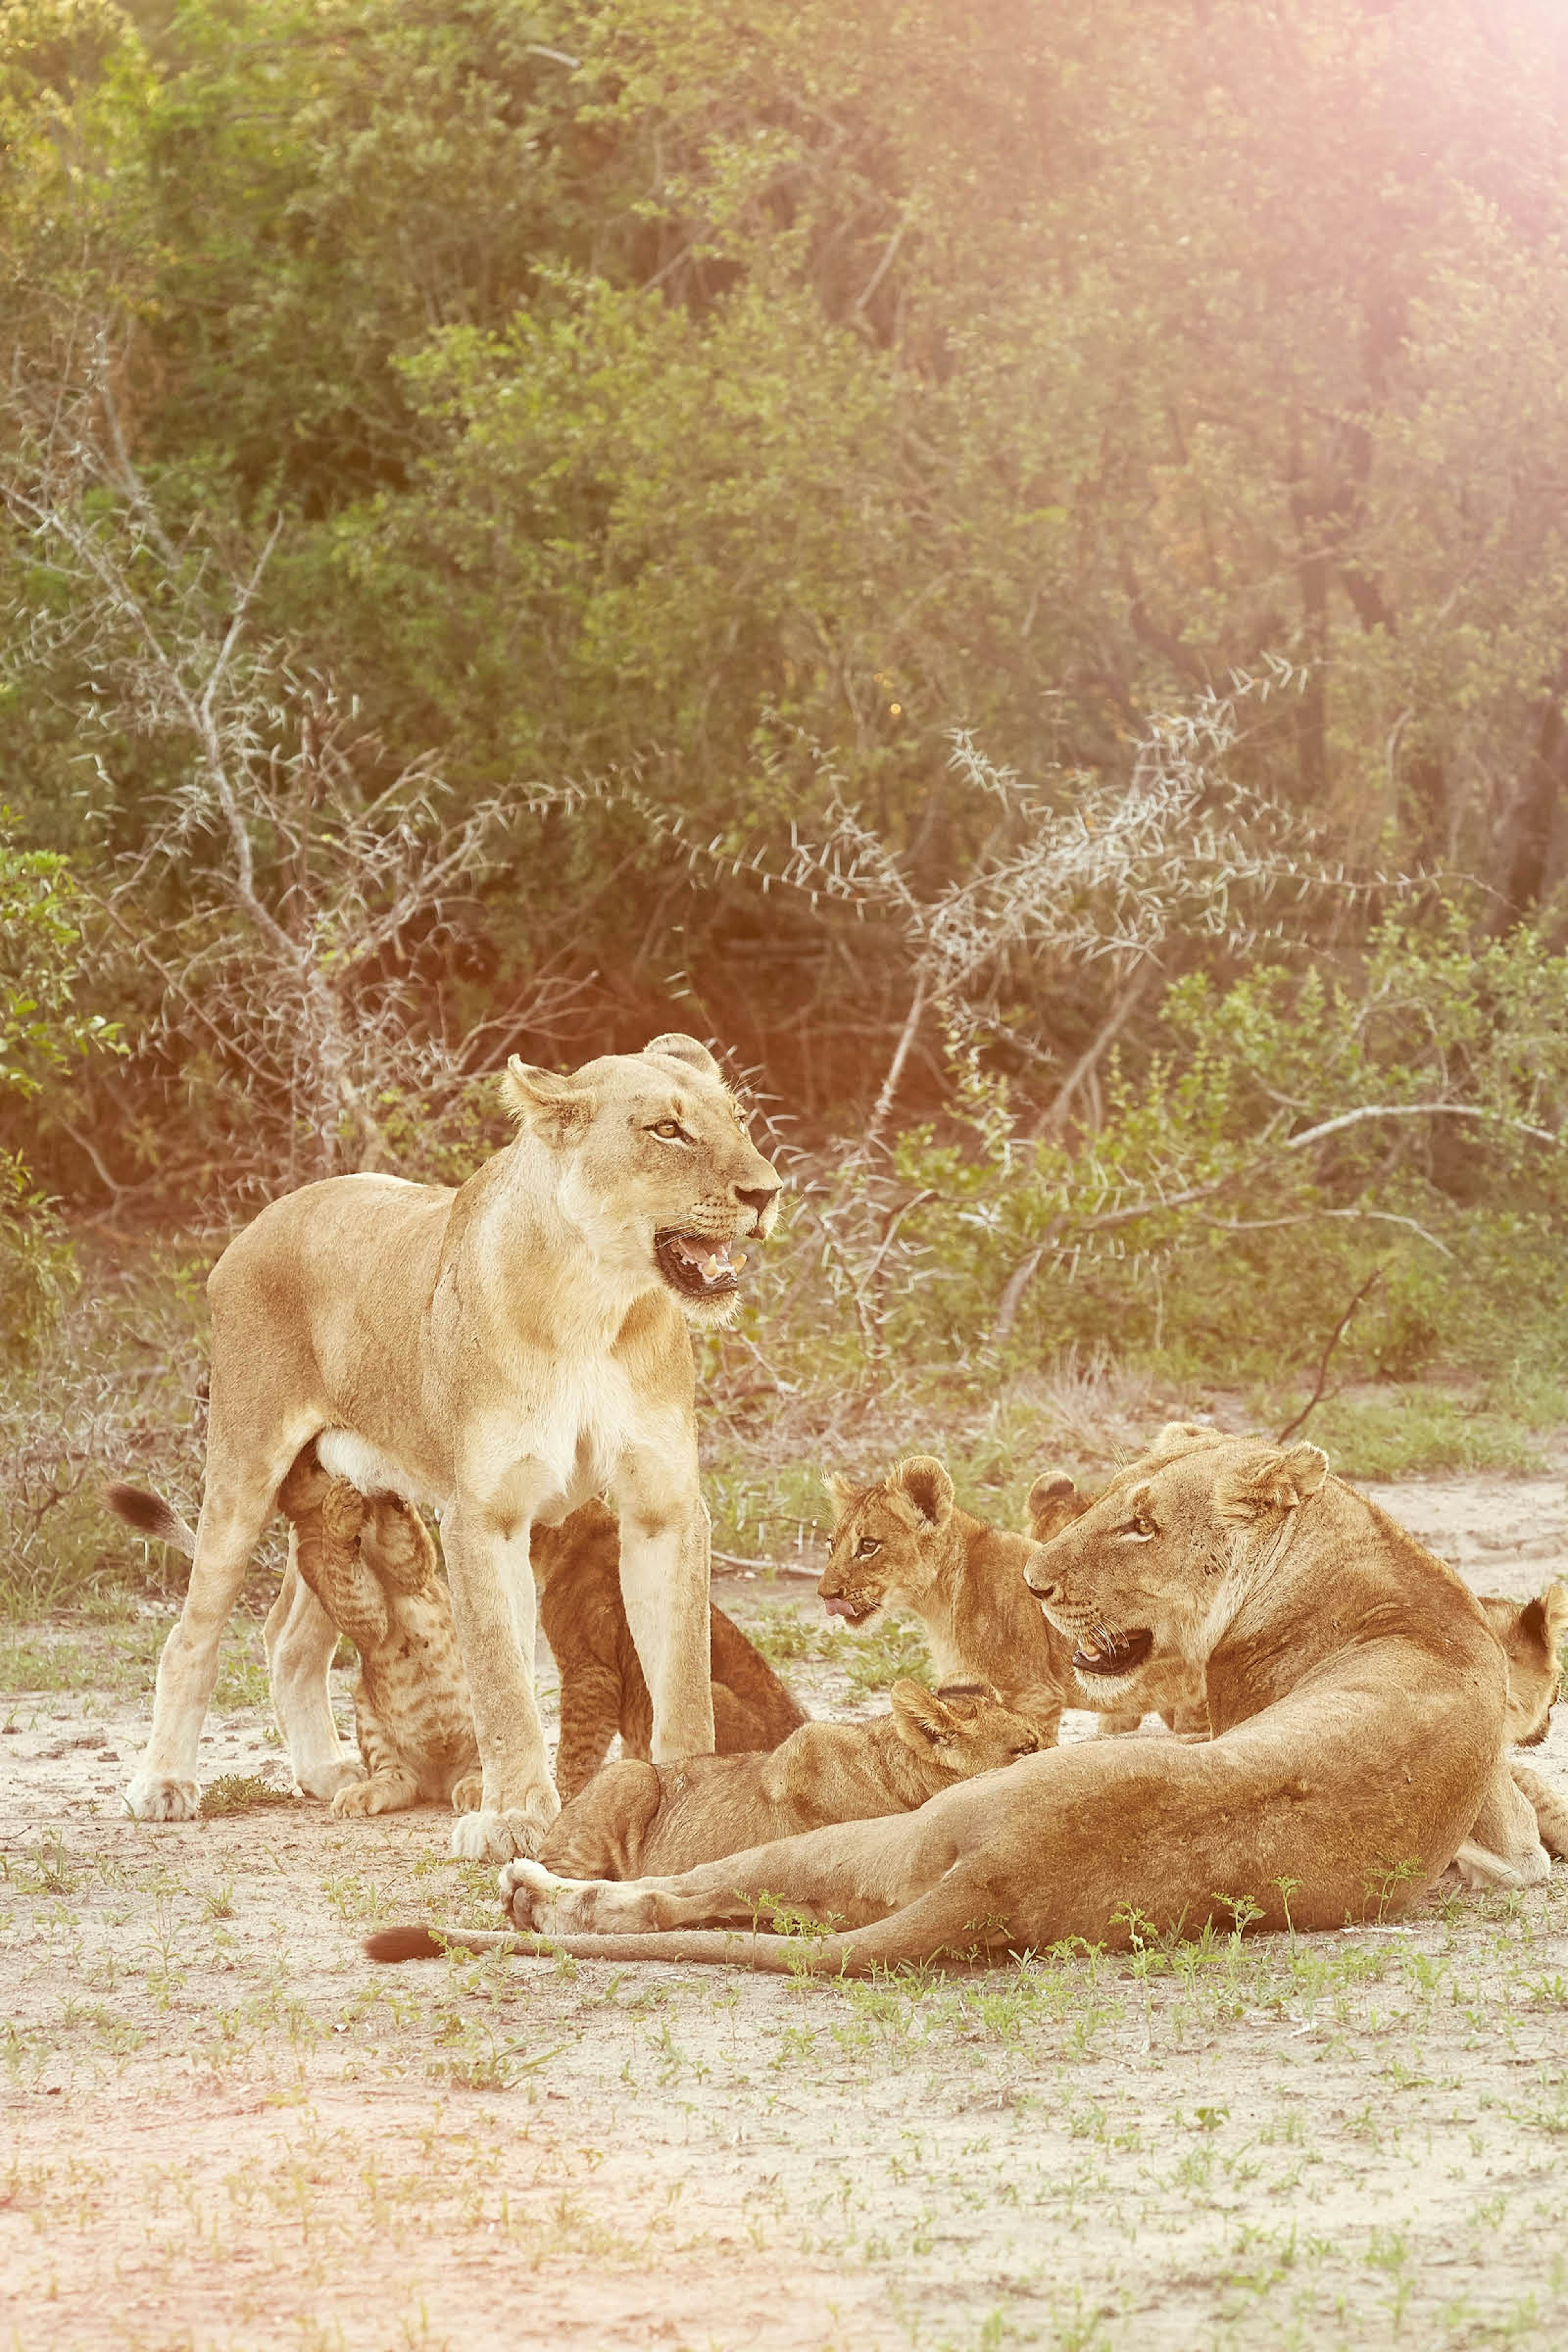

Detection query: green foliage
(863, 913), (1568, 1389)
(199, 1771), (294, 1817)
(0, 817), (122, 1352)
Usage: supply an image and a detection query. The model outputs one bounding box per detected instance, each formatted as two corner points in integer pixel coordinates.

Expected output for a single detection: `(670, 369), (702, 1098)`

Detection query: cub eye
(855, 1537), (882, 1559)
(1122, 1511), (1157, 1539)
(649, 1119), (689, 1142)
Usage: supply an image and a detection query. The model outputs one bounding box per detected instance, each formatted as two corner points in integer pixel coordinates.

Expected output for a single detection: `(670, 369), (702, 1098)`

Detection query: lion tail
(105, 1482), (198, 1557)
(365, 1883), (1012, 1976)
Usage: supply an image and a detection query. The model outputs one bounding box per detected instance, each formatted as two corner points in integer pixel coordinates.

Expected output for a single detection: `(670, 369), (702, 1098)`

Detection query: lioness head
(818, 1457), (956, 1628)
(1481, 1582), (1568, 1748)
(502, 1033), (781, 1324)
(888, 1679), (1042, 1776)
(1023, 1425), (1328, 1699)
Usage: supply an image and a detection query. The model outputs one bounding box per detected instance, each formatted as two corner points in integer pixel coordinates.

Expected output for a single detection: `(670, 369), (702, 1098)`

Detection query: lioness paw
(450, 1772), (483, 1815)
(450, 1795), (557, 1864)
(499, 1858), (569, 1931)
(125, 1772), (201, 1822)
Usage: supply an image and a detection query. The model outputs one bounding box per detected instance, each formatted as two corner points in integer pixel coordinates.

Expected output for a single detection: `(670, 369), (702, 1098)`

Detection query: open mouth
(655, 1229), (748, 1301)
(1071, 1628), (1155, 1679)
(822, 1595), (877, 1627)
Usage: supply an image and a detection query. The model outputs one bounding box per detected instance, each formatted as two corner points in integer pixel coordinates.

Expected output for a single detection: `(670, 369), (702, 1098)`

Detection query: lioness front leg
(442, 1501), (559, 1861)
(612, 1445), (715, 1763)
(499, 1791), (978, 1938)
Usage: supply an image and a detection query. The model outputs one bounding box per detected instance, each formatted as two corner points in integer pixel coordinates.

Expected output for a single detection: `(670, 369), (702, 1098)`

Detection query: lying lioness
(537, 1680), (1042, 1879)
(367, 1428), (1525, 1974)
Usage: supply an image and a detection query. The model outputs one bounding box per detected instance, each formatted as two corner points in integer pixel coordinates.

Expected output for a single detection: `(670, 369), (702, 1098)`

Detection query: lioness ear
(1027, 1470), (1081, 1541)
(643, 1032), (722, 1080)
(889, 1680), (952, 1746)
(501, 1056), (595, 1140)
(1151, 1421), (1218, 1460)
(1215, 1441), (1329, 1522)
(822, 1469), (858, 1519)
(890, 1456), (954, 1530)
(1541, 1579), (1568, 1657)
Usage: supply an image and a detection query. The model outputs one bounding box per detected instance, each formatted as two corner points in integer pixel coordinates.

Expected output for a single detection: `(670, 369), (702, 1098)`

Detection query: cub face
(888, 1679), (1042, 1775)
(1481, 1583), (1568, 1748)
(1023, 1427), (1327, 1701)
(501, 1032), (782, 1327)
(818, 1457), (956, 1630)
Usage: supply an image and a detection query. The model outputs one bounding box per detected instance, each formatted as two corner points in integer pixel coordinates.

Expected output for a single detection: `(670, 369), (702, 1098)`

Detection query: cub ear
(643, 1032), (722, 1080)
(501, 1056), (595, 1139)
(1215, 1441), (1329, 1522)
(822, 1469), (858, 1519)
(1027, 1470), (1082, 1542)
(889, 1680), (953, 1746)
(889, 1455), (954, 1530)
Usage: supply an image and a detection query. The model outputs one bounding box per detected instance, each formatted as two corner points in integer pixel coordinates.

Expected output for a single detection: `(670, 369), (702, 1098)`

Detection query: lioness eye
(855, 1537), (882, 1559)
(649, 1119), (688, 1141)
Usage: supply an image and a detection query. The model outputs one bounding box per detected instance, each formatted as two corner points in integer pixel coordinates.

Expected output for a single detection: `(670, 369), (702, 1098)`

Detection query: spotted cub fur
(108, 1453), (481, 1816)
(533, 1499), (807, 1800)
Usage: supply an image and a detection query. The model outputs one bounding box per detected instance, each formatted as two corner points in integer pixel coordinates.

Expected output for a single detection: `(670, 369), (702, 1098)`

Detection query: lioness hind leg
(128, 1424), (307, 1821)
(501, 1790), (974, 1940)
(265, 1544), (365, 1804)
(1452, 1761), (1550, 1891)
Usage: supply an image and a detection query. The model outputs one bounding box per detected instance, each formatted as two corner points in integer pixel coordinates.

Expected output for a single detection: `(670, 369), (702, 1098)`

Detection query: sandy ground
(4, 1476), (1568, 2352)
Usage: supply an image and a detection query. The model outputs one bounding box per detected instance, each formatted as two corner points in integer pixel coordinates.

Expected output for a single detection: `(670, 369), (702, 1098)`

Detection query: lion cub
(539, 1680), (1042, 1880)
(1479, 1581), (1568, 1865)
(818, 1457), (1206, 1743)
(532, 1500), (806, 1800)
(109, 1452), (481, 1815)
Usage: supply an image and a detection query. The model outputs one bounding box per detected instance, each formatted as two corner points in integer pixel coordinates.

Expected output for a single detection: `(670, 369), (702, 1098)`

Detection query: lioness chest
(321, 1359), (651, 1523)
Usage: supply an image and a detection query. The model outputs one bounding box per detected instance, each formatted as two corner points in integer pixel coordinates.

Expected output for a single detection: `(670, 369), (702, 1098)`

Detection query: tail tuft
(363, 1926), (450, 1963)
(105, 1482), (196, 1553)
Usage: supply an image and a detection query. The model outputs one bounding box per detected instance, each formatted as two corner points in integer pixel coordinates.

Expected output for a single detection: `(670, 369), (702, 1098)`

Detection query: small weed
(200, 1774), (294, 1817)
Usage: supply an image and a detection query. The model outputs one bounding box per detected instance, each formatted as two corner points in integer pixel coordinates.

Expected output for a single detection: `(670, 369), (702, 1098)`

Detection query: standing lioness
(125, 1035), (780, 1860)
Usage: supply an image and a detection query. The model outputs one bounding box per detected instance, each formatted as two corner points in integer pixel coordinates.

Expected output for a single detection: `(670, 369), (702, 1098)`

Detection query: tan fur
(122, 1035), (780, 1860)
(817, 1455), (1204, 1743)
(110, 1457), (481, 1815)
(532, 1498), (806, 1800)
(382, 1428), (1514, 1975)
(538, 1682), (1043, 1878)
(1461, 1582), (1568, 1875)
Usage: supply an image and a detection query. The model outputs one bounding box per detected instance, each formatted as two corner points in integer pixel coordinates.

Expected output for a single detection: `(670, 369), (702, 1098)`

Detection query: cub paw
(449, 1793), (557, 1864)
(125, 1773), (201, 1822)
(450, 1773), (483, 1815)
(330, 1777), (398, 1817)
(320, 1481), (369, 1543)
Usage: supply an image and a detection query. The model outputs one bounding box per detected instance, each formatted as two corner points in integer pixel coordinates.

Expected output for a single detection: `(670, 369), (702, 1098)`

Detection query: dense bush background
(6, 0), (1568, 1596)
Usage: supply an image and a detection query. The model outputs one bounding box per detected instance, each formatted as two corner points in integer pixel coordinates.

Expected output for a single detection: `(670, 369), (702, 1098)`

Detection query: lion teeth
(1078, 1637), (1102, 1661)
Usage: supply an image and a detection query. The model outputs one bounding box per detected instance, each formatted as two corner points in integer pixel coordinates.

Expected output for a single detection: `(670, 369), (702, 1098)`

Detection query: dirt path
(3, 1475), (1567, 2352)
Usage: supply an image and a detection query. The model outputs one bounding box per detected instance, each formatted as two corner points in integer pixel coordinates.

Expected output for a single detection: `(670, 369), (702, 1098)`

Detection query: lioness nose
(736, 1183), (780, 1214)
(1026, 1570), (1063, 1603)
